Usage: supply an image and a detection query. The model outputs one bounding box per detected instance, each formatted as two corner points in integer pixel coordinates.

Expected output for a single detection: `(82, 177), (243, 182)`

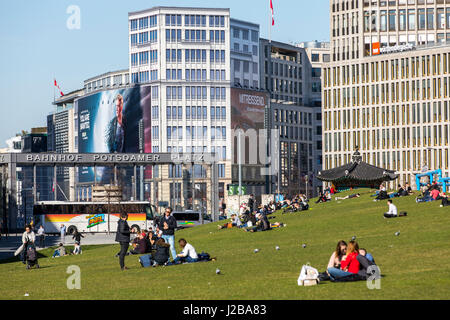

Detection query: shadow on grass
(0, 244), (115, 265)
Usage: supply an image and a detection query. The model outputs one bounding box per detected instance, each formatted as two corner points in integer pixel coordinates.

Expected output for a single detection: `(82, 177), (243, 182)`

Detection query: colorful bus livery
(33, 201), (153, 235)
(86, 214), (106, 229)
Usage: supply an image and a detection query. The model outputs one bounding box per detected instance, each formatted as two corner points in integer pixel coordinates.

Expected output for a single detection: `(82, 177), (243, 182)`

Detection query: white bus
(33, 201), (154, 235)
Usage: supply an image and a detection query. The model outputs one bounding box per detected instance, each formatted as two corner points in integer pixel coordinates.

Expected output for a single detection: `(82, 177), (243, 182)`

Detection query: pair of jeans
(327, 267), (354, 281)
(384, 213), (397, 218)
(118, 242), (129, 269)
(173, 256), (198, 264)
(52, 250), (60, 258)
(162, 235), (177, 261)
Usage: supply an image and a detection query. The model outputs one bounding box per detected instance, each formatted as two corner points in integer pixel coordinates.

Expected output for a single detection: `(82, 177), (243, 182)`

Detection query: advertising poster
(77, 86), (151, 183)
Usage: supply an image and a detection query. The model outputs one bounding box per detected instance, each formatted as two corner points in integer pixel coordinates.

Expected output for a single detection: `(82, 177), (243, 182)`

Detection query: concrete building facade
(323, 0), (450, 189)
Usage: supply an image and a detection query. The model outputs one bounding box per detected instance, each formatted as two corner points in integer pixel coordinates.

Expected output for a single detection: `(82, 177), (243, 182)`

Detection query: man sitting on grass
(173, 239), (199, 264)
(384, 200), (407, 218)
(52, 243), (67, 258)
(127, 232), (148, 255)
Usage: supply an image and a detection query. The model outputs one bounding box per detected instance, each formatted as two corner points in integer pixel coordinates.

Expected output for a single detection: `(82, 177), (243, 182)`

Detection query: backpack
(198, 252), (211, 262)
(298, 264), (320, 286)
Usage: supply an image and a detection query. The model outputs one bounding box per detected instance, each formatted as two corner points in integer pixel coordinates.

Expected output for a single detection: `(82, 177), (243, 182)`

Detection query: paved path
(0, 233), (118, 261)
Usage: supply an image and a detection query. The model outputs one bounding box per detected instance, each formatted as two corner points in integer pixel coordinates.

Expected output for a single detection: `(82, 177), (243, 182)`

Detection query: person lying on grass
(334, 193), (361, 201)
(172, 238), (199, 264)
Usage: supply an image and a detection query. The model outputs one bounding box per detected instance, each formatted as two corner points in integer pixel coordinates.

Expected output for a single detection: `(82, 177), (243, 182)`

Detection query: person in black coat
(72, 231), (84, 245)
(115, 213), (134, 271)
(152, 238), (171, 266)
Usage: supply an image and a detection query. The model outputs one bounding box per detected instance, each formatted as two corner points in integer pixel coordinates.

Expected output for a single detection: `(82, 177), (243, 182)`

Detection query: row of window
(276, 125), (314, 142)
(130, 31), (158, 46)
(164, 14), (226, 27)
(274, 109), (313, 125)
(167, 126), (227, 140)
(324, 53), (450, 87)
(166, 69), (226, 82)
(323, 101), (450, 131)
(130, 15), (158, 31)
(165, 49), (226, 64)
(166, 106), (227, 120)
(130, 51), (158, 66)
(232, 27), (259, 42)
(324, 125), (450, 153)
(131, 71), (158, 83)
(165, 86), (227, 100)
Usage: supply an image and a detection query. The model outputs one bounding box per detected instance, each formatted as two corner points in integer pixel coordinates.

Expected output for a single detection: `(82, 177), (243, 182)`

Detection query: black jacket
(73, 232), (84, 242)
(152, 239), (171, 264)
(115, 219), (131, 243)
(159, 215), (177, 236)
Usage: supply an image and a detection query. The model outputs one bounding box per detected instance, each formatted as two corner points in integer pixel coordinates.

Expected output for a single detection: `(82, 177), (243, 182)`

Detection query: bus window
(172, 212), (200, 221)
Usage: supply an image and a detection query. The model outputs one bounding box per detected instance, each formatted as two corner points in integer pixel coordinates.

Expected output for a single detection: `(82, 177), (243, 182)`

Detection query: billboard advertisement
(230, 88), (269, 190)
(77, 86), (151, 183)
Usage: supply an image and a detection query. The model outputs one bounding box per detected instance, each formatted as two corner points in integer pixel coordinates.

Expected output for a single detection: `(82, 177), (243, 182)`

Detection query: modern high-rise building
(323, 0), (450, 189)
(260, 39), (327, 197)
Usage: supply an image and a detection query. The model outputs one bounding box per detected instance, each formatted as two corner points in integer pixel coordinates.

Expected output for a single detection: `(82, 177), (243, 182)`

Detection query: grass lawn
(1, 189), (449, 300)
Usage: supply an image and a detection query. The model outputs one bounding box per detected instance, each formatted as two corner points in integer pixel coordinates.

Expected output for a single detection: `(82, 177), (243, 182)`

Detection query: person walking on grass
(158, 207), (177, 262)
(115, 213), (135, 271)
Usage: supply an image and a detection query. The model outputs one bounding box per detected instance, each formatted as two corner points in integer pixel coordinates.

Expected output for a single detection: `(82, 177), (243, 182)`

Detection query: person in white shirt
(37, 225), (45, 248)
(384, 200), (398, 218)
(174, 239), (198, 264)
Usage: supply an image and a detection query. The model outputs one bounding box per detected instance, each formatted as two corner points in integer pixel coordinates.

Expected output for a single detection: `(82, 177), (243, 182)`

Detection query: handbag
(298, 264), (320, 286)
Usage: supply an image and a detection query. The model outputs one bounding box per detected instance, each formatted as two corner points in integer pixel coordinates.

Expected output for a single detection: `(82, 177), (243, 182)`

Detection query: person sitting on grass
(152, 238), (171, 266)
(335, 193), (361, 201)
(127, 233), (148, 255)
(243, 213), (272, 233)
(173, 239), (199, 264)
(416, 184), (433, 203)
(217, 214), (242, 230)
(358, 248), (375, 264)
(52, 243), (67, 258)
(72, 243), (82, 255)
(439, 192), (449, 207)
(327, 240), (347, 271)
(384, 200), (407, 218)
(327, 240), (361, 281)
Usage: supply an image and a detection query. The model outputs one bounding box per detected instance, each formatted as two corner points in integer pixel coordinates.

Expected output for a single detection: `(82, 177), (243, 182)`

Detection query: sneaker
(121, 267), (129, 271)
(440, 205), (444, 208)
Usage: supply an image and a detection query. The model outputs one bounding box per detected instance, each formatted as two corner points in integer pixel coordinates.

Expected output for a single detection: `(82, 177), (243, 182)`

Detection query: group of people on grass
(217, 194), (287, 233)
(372, 183), (413, 201)
(321, 240), (379, 282)
(415, 182), (449, 207)
(115, 207), (203, 271)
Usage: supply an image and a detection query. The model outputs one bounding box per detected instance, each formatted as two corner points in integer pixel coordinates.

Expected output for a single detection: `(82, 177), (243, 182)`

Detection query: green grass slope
(1, 189), (449, 300)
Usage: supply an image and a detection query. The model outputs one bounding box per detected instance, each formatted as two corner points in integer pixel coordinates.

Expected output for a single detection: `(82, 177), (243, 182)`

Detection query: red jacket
(340, 252), (360, 274)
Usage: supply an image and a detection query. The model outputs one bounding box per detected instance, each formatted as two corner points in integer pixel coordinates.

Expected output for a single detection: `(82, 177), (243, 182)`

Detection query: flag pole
(269, 0), (272, 44)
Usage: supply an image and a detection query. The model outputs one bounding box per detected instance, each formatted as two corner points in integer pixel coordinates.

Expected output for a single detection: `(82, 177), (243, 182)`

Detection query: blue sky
(0, 0), (329, 147)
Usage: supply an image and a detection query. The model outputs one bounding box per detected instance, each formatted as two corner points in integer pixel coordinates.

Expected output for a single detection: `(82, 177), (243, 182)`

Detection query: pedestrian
(21, 225), (36, 264)
(60, 224), (66, 244)
(158, 207), (177, 262)
(115, 213), (134, 271)
(72, 230), (84, 246)
(37, 225), (45, 248)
